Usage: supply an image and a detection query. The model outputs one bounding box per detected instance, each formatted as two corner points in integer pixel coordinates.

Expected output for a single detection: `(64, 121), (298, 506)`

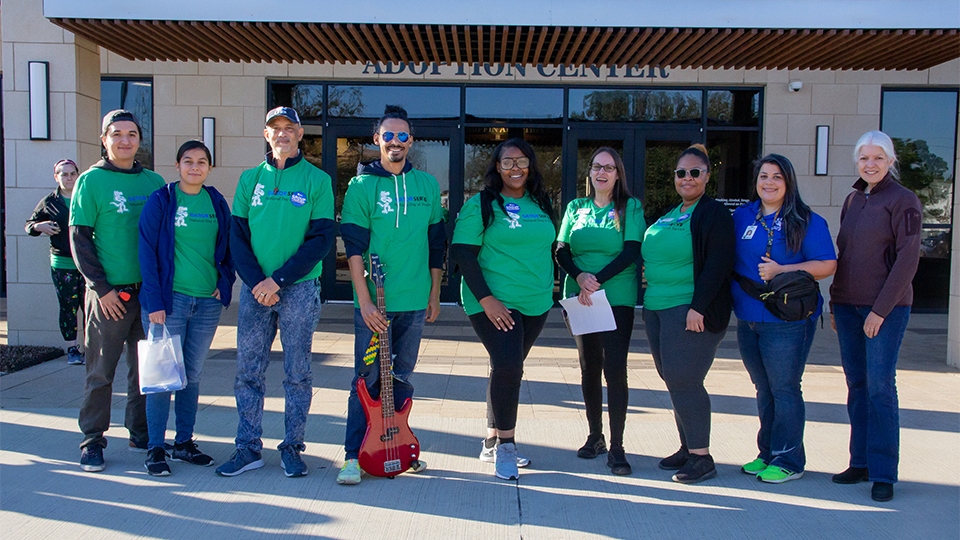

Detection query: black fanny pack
(735, 271), (820, 322)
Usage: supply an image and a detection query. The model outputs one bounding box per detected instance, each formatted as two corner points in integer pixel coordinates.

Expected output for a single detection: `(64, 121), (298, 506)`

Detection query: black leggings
(565, 305), (634, 448)
(469, 309), (550, 432)
(643, 305), (725, 450)
(51, 268), (85, 342)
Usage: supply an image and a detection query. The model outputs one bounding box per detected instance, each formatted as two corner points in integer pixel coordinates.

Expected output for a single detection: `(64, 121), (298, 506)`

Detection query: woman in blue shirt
(732, 154), (836, 484)
(138, 140), (235, 476)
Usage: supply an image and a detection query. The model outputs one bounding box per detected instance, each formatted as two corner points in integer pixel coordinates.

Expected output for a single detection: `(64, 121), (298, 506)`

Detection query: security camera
(788, 81), (803, 93)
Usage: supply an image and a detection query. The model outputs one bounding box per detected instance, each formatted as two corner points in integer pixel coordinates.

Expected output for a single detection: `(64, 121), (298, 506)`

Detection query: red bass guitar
(357, 254), (421, 477)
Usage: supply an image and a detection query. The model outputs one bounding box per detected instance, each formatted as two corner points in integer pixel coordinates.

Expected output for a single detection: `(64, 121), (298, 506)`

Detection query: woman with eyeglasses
(732, 154), (836, 484)
(829, 131), (921, 503)
(26, 159), (86, 365)
(555, 147), (644, 475)
(451, 138), (556, 481)
(642, 144), (735, 484)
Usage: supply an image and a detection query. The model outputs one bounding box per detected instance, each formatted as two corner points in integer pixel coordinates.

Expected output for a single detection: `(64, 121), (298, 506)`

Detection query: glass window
(706, 130), (760, 211)
(882, 90), (958, 226)
(569, 89), (701, 123)
(270, 83), (323, 120)
(707, 90), (761, 127)
(327, 85), (460, 119)
(466, 87), (563, 123)
(101, 78), (153, 169)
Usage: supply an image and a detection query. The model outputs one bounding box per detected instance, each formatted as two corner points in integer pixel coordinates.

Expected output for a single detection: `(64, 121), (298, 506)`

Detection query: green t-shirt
(232, 158), (334, 284)
(557, 197), (645, 307)
(642, 202), (698, 310)
(69, 166), (166, 285)
(453, 193), (556, 316)
(341, 169), (444, 312)
(172, 187), (219, 298)
(51, 254), (77, 270)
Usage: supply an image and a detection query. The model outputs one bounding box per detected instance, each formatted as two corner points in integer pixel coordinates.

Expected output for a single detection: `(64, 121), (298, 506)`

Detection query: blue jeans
(344, 308), (425, 460)
(834, 304), (910, 484)
(738, 318), (816, 473)
(141, 292), (223, 450)
(234, 279), (321, 453)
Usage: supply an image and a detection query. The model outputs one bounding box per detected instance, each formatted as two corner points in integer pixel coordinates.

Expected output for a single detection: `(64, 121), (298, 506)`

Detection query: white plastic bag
(138, 323), (186, 394)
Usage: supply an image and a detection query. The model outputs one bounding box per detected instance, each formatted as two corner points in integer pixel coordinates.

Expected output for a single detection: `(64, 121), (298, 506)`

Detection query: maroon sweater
(830, 173), (922, 317)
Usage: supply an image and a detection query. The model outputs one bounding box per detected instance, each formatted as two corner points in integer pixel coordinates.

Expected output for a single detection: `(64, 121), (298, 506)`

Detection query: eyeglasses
(591, 164), (617, 173)
(499, 157), (530, 170)
(380, 131), (410, 143)
(675, 168), (707, 179)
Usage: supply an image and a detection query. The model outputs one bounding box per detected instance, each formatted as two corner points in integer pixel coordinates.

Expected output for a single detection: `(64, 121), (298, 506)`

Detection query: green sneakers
(741, 458), (767, 475)
(757, 465), (803, 484)
(336, 459), (362, 485)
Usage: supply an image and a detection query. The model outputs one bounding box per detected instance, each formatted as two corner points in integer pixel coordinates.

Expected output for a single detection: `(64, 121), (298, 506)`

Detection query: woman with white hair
(829, 130), (922, 503)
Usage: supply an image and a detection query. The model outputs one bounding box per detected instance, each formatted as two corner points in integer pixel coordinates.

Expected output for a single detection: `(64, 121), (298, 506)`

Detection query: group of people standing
(32, 102), (919, 504)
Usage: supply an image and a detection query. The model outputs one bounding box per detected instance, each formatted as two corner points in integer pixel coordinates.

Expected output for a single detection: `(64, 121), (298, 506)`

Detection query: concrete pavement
(1, 303), (958, 539)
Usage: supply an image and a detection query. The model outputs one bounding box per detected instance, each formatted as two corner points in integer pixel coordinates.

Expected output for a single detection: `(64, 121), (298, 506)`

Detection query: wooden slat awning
(50, 19), (960, 70)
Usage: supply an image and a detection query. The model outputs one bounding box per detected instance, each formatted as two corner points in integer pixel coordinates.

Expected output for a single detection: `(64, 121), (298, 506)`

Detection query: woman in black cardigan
(641, 144), (734, 484)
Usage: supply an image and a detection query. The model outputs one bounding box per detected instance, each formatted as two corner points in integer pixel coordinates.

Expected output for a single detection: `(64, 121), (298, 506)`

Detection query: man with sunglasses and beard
(336, 105), (445, 485)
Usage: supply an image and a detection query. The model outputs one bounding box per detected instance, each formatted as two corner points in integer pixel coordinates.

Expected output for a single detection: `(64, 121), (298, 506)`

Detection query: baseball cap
(101, 109), (142, 136)
(265, 106), (301, 126)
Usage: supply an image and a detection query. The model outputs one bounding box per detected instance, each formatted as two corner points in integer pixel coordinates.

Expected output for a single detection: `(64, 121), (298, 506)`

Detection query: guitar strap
(363, 321), (391, 366)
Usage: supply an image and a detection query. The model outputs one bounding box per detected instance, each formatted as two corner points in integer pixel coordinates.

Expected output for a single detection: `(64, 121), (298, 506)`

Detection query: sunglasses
(499, 157), (530, 170)
(675, 168), (707, 179)
(380, 131), (410, 143)
(591, 164), (617, 173)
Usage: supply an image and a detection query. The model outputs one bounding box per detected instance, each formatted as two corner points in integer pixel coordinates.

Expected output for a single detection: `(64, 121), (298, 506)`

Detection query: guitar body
(355, 253), (421, 478)
(357, 379), (420, 477)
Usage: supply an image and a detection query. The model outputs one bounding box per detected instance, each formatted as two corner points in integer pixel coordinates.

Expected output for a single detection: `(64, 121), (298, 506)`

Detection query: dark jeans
(564, 305), (634, 447)
(344, 308), (426, 460)
(834, 304), (910, 484)
(738, 318), (816, 473)
(79, 286), (148, 449)
(643, 305), (725, 450)
(51, 268), (85, 342)
(469, 310), (550, 432)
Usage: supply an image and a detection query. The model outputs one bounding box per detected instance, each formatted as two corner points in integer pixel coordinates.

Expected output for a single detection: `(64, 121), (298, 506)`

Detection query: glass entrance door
(321, 124), (457, 302)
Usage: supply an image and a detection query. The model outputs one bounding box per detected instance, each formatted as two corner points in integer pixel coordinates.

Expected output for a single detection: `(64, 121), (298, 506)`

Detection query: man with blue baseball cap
(216, 106), (335, 478)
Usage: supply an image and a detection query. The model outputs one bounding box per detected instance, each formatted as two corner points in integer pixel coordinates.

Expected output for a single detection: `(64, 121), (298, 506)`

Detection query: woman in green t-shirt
(556, 147), (645, 475)
(451, 138), (556, 482)
(26, 159), (85, 365)
(641, 144), (735, 484)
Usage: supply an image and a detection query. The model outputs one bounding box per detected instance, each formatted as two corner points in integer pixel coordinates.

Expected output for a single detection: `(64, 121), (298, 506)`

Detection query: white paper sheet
(559, 289), (618, 336)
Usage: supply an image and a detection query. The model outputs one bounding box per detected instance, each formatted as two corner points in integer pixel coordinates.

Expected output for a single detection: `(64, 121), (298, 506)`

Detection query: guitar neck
(375, 279), (394, 419)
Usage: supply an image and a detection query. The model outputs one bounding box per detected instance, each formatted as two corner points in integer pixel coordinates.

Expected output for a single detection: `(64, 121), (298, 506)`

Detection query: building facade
(3, 0), (959, 365)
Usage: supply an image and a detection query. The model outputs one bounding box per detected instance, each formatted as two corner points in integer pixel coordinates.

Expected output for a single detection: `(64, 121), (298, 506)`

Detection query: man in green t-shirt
(69, 110), (166, 472)
(336, 105), (445, 485)
(216, 107), (335, 479)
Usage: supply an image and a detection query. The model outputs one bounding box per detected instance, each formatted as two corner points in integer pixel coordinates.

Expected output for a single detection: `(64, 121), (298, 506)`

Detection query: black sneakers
(658, 446), (689, 470)
(577, 433), (607, 459)
(171, 440), (215, 467)
(672, 453), (717, 484)
(145, 447), (171, 477)
(80, 445), (105, 472)
(832, 466), (869, 484)
(871, 482), (894, 502)
(606, 445), (632, 476)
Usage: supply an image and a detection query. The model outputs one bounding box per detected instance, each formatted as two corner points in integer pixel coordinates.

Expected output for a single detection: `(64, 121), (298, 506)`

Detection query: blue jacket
(139, 182), (235, 315)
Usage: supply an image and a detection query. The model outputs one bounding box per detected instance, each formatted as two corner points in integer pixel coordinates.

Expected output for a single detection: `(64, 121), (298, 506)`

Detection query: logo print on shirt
(175, 206), (188, 227)
(252, 183), (265, 207)
(504, 203), (522, 229)
(111, 191), (128, 213)
(290, 191), (307, 207)
(378, 191), (394, 214)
